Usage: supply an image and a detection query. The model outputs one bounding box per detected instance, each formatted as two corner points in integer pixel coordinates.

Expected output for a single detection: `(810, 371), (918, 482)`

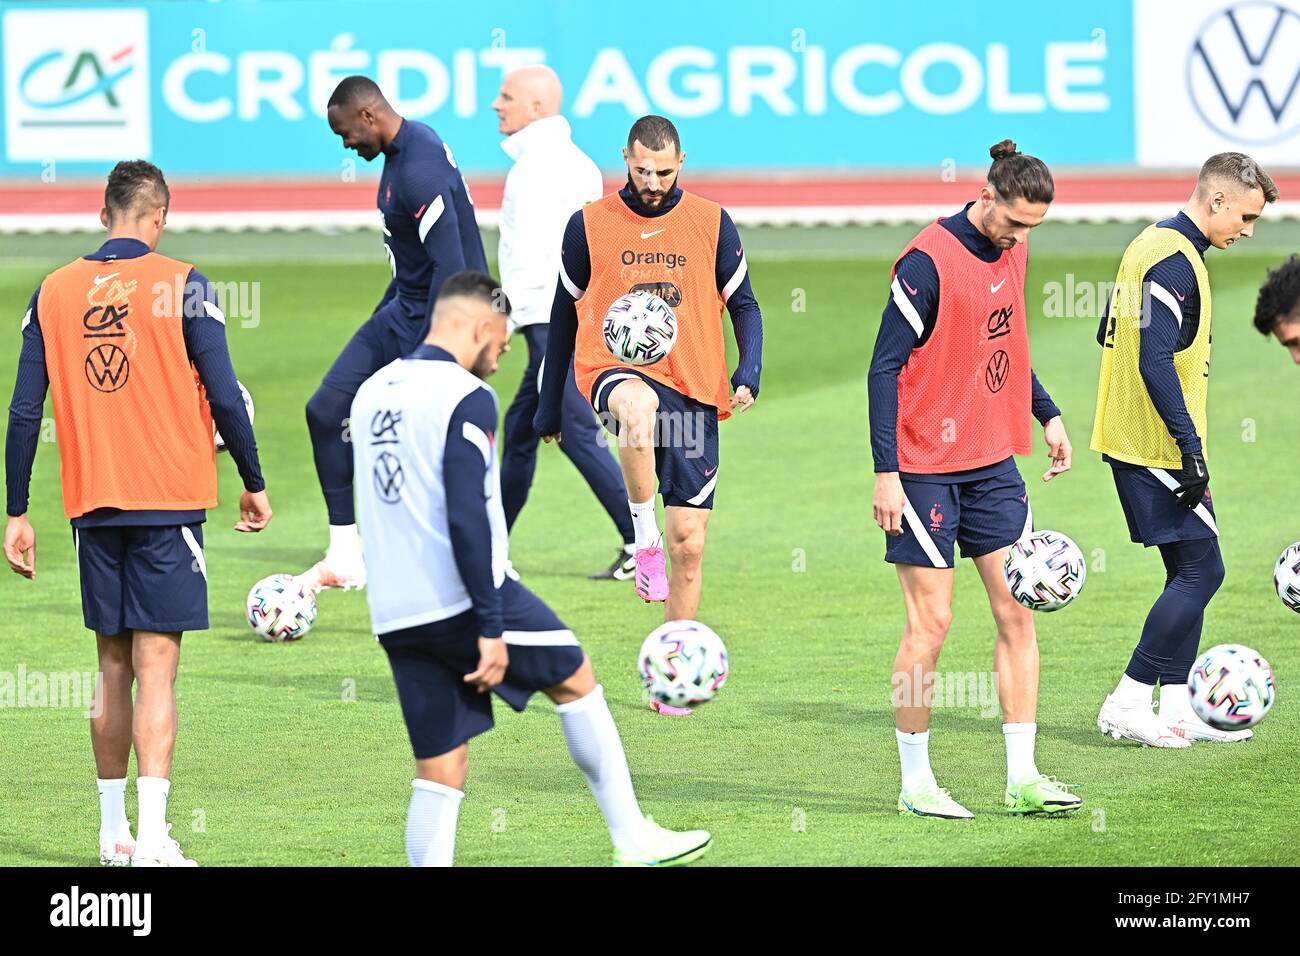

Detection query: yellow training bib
(1091, 224), (1211, 469)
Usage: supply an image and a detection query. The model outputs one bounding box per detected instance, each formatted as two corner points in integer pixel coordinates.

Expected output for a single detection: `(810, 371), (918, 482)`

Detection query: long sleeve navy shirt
(378, 119), (489, 321)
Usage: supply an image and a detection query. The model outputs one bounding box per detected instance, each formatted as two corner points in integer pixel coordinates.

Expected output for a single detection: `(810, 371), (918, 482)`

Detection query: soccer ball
(637, 620), (728, 709)
(1003, 530), (1086, 612)
(215, 381), (255, 452)
(1274, 542), (1300, 613)
(1188, 644), (1276, 730)
(246, 574), (316, 642)
(602, 291), (677, 366)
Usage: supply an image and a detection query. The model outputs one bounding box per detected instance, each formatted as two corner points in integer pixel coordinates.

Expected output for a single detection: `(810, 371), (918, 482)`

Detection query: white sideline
(5, 201), (1299, 233)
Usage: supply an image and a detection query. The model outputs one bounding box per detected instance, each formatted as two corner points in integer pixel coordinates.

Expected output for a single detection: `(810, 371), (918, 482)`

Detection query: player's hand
(533, 409), (561, 444)
(873, 472), (906, 536)
(1173, 451), (1209, 510)
(4, 515), (36, 579)
(730, 385), (756, 414)
(1042, 416), (1072, 482)
(465, 637), (508, 693)
(235, 490), (273, 532)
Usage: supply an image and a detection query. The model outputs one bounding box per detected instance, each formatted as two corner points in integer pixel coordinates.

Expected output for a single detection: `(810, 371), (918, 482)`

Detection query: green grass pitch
(1, 221), (1297, 866)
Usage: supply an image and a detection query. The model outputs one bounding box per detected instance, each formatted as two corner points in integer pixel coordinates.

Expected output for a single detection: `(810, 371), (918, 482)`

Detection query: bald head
(492, 65), (563, 136)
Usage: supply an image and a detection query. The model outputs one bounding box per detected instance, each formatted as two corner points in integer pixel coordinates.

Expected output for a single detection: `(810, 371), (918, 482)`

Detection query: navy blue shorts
(589, 367), (720, 509)
(886, 469), (1032, 569)
(1108, 461), (1218, 547)
(321, 296), (428, 396)
(379, 578), (585, 759)
(74, 524), (209, 634)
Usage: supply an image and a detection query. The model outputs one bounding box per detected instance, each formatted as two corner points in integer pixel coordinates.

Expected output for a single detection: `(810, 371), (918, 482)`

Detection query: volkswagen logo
(84, 344), (129, 392)
(1187, 2), (1300, 144)
(373, 451), (404, 504)
(985, 350), (1010, 393)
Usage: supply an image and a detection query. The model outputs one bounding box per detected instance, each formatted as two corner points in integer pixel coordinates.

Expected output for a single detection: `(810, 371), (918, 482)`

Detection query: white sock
(97, 778), (128, 841)
(406, 779), (463, 867)
(556, 685), (648, 852)
(1003, 723), (1040, 787)
(628, 499), (660, 552)
(328, 523), (359, 552)
(1158, 683), (1194, 722)
(896, 729), (937, 792)
(135, 776), (170, 844)
(622, 542), (635, 555)
(1113, 674), (1154, 706)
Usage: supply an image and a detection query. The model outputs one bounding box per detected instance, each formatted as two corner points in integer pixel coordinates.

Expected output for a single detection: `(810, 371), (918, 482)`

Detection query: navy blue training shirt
(377, 119), (488, 320)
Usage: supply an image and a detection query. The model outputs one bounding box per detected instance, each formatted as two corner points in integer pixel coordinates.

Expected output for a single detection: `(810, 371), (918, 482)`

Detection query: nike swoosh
(414, 203), (428, 218)
(901, 278), (918, 296)
(640, 229), (665, 239)
(704, 466), (717, 477)
(1174, 289), (1186, 302)
(990, 278), (1007, 294)
(93, 273), (119, 286)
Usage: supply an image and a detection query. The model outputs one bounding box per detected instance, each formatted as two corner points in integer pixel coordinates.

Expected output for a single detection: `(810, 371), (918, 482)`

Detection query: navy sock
(306, 383), (358, 526)
(1125, 538), (1224, 685)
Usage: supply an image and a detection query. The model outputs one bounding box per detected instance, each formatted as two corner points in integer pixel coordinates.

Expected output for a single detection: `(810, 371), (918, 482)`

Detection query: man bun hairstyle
(1253, 254), (1300, 335)
(1198, 151), (1278, 203)
(627, 115), (681, 154)
(986, 139), (1055, 205)
(104, 159), (170, 223)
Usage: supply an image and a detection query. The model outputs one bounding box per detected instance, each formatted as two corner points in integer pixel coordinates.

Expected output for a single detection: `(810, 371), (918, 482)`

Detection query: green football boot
(898, 781), (975, 820)
(1005, 774), (1083, 815)
(612, 817), (713, 867)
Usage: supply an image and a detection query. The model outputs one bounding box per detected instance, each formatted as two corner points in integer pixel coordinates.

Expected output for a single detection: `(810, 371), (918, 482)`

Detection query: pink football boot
(634, 544), (669, 603)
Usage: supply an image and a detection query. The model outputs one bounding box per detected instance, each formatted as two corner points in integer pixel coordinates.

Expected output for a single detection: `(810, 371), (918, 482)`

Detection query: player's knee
(906, 606), (953, 646)
(1203, 547), (1226, 597)
(548, 656), (596, 704)
(97, 637), (134, 679)
(668, 524), (707, 566)
(305, 386), (347, 436)
(613, 386), (658, 436)
(418, 745), (469, 790)
(993, 595), (1035, 636)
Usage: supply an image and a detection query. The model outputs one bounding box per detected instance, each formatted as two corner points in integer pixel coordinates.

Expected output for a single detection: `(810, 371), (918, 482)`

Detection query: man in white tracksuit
(491, 65), (635, 580)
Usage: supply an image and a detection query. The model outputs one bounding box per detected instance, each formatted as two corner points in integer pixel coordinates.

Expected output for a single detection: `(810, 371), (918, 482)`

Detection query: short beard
(470, 342), (495, 379)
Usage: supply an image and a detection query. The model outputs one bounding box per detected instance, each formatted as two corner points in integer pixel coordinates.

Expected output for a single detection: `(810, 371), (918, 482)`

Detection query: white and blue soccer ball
(215, 381), (255, 452)
(246, 574), (316, 642)
(1188, 644), (1276, 730)
(1274, 542), (1300, 613)
(602, 291), (677, 366)
(638, 620), (728, 709)
(1003, 530), (1086, 612)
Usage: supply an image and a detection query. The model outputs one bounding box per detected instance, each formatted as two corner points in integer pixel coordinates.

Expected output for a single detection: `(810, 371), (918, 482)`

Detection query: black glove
(1173, 450), (1209, 510)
